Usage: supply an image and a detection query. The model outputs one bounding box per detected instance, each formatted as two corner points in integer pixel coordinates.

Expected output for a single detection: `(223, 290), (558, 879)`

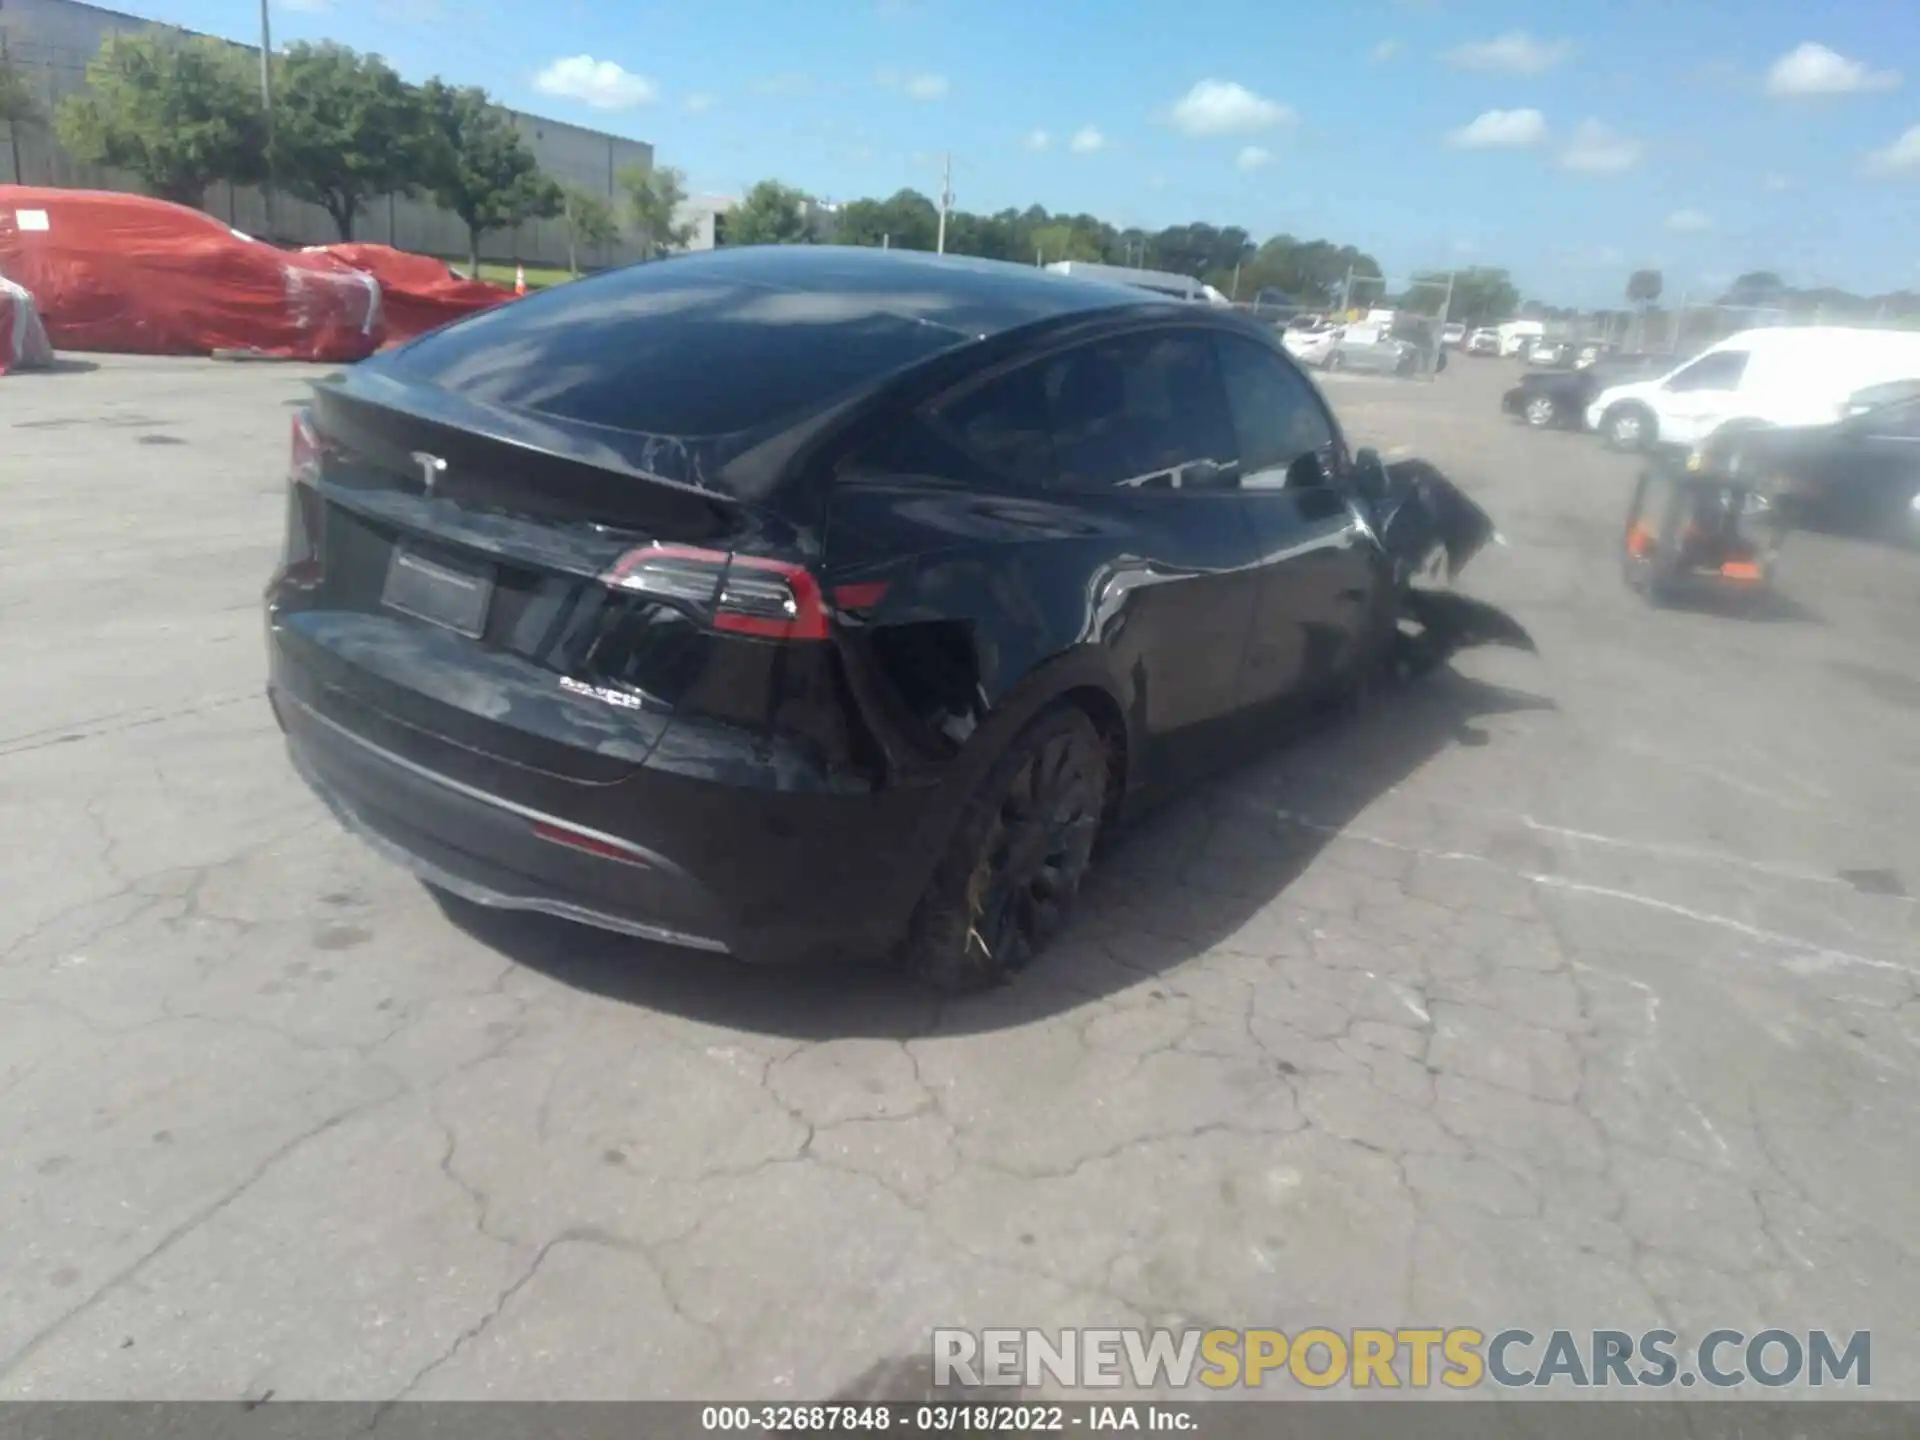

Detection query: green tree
(835, 188), (939, 251)
(419, 80), (561, 274)
(727, 180), (810, 246)
(274, 42), (433, 241)
(558, 183), (619, 275)
(55, 33), (266, 206)
(1720, 270), (1786, 310)
(1626, 268), (1663, 308)
(617, 163), (694, 258)
(2, 48), (39, 185)
(1440, 267), (1520, 327)
(1032, 220), (1103, 263)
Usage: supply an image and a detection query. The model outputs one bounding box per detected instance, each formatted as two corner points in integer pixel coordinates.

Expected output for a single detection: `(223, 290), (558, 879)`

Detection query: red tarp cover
(1, 273), (55, 375)
(0, 186), (382, 362)
(306, 243), (515, 343)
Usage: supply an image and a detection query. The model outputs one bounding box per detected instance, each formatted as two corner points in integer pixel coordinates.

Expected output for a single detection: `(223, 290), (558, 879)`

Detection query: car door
(1212, 331), (1382, 713)
(1848, 396), (1920, 533)
(1654, 348), (1751, 446)
(929, 326), (1262, 776)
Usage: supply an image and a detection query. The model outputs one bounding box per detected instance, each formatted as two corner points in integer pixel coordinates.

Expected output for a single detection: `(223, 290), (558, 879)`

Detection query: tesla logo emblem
(410, 451), (447, 496)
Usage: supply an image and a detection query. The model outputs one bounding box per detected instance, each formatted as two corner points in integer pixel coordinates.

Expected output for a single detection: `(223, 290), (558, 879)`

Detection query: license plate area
(381, 541), (495, 638)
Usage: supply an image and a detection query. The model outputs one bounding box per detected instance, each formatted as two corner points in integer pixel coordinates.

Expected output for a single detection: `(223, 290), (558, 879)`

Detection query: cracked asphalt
(3, 353), (1918, 1402)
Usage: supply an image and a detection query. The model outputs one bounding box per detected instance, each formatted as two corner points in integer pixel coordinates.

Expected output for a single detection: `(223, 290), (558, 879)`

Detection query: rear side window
(392, 272), (968, 437)
(1665, 350), (1750, 393)
(1214, 334), (1339, 487)
(935, 330), (1237, 491)
(1868, 398), (1920, 439)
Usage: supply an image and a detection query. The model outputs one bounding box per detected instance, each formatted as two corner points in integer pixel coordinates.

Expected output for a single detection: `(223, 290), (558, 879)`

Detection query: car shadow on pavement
(1652, 587), (1825, 625)
(436, 669), (1555, 1040)
(11, 358), (102, 376)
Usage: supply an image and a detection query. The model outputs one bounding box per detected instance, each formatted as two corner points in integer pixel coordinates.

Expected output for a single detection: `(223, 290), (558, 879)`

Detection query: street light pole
(258, 0), (276, 239)
(935, 151), (952, 255)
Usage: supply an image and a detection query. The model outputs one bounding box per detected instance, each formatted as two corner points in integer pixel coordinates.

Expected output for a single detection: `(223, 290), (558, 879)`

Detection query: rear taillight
(282, 407), (326, 588)
(290, 407), (324, 486)
(601, 544), (836, 642)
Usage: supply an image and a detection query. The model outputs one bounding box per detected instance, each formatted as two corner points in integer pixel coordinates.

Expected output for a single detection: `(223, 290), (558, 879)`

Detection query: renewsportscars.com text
(932, 1327), (1872, 1391)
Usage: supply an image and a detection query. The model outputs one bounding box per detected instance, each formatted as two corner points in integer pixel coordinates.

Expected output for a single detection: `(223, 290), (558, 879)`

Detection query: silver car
(1324, 324), (1419, 376)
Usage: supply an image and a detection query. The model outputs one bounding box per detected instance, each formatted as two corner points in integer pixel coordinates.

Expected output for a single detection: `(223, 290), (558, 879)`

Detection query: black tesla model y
(267, 246), (1530, 989)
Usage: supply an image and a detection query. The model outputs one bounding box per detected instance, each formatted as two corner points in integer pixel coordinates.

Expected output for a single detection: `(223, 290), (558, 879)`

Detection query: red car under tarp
(1, 273), (55, 375)
(304, 243), (515, 343)
(0, 186), (382, 362)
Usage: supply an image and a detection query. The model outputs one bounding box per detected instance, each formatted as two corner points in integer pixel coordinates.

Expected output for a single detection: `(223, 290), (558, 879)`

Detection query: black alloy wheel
(902, 707), (1110, 992)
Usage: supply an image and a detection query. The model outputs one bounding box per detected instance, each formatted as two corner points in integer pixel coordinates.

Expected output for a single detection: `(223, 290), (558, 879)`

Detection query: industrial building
(0, 0), (656, 270)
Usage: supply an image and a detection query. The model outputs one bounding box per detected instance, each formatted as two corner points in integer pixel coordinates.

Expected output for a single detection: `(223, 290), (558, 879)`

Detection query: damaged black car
(266, 246), (1531, 991)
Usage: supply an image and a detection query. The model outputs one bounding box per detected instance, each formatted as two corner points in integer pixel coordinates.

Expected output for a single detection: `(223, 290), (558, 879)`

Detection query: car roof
(588, 244), (1183, 340)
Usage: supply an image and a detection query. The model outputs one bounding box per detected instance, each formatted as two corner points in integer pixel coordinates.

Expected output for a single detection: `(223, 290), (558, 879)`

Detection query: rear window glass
(392, 271), (969, 437)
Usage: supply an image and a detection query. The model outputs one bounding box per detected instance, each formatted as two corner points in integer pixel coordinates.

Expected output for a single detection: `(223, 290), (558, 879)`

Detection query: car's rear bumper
(268, 626), (946, 966)
(277, 685), (737, 951)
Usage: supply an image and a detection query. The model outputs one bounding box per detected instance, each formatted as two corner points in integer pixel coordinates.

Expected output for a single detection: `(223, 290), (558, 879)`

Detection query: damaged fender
(1354, 451), (1537, 676)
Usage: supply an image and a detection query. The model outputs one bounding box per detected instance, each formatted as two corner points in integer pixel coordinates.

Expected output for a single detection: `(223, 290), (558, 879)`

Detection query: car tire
(1602, 403), (1656, 452)
(900, 705), (1110, 993)
(1523, 395), (1559, 428)
(1621, 471), (1688, 604)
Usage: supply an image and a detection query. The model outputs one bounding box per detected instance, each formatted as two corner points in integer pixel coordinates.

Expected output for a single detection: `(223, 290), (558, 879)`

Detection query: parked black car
(1696, 380), (1920, 545)
(1502, 356), (1666, 430)
(266, 246), (1530, 990)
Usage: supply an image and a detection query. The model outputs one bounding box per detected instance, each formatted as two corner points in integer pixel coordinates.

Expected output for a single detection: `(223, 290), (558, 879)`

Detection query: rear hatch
(271, 259), (973, 782)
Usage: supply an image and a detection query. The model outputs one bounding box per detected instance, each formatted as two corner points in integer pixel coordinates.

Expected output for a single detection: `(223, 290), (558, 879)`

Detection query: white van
(1498, 320), (1545, 358)
(1586, 327), (1920, 451)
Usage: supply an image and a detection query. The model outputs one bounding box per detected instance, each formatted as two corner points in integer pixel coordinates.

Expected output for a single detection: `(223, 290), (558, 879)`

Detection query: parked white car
(1587, 327), (1920, 451)
(1283, 324), (1341, 367)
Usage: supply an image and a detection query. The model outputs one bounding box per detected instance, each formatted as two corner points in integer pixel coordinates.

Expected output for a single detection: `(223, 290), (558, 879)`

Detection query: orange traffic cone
(514, 264), (527, 296)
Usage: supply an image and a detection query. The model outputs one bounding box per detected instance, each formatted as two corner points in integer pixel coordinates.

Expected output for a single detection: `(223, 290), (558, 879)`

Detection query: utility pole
(1432, 271), (1456, 381)
(1230, 261), (1241, 301)
(258, 0), (277, 240)
(935, 151), (952, 255)
(1341, 265), (1355, 316)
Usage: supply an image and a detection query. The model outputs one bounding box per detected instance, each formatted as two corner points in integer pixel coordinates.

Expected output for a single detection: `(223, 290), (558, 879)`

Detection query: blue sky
(138, 0), (1920, 306)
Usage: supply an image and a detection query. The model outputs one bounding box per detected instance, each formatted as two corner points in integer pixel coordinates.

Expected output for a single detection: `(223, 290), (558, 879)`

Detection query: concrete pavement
(2, 354), (1916, 1401)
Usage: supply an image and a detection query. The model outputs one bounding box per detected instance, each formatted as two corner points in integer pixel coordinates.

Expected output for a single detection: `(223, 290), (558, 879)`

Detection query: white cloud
(1763, 172), (1791, 190)
(875, 68), (948, 99)
(1236, 145), (1272, 171)
(534, 55), (657, 109)
(1069, 125), (1107, 154)
(1559, 119), (1641, 173)
(682, 92), (716, 114)
(1443, 32), (1571, 75)
(1371, 39), (1402, 62)
(1025, 129), (1051, 151)
(1765, 43), (1900, 97)
(1866, 124), (1920, 173)
(1167, 79), (1294, 136)
(755, 72), (813, 97)
(1447, 109), (1547, 149)
(1452, 239), (1477, 255)
(1666, 208), (1712, 232)
(1149, 175), (1168, 190)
